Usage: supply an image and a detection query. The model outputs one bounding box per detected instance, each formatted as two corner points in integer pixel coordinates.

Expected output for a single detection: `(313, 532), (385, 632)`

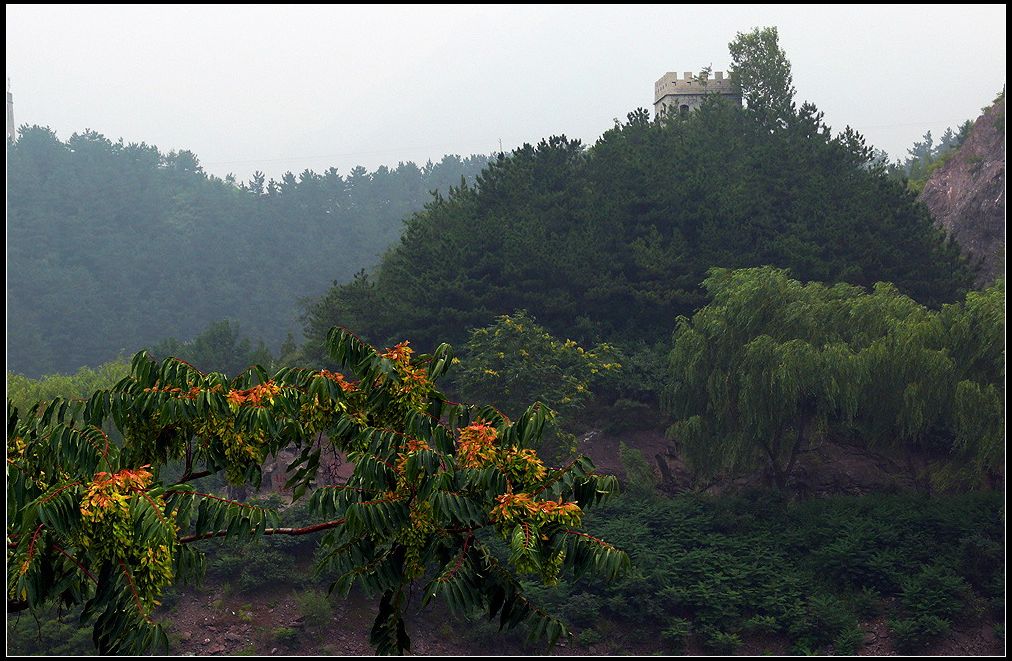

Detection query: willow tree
(665, 267), (864, 490)
(664, 267), (1004, 491)
(937, 283), (1005, 482)
(7, 328), (628, 654)
(845, 280), (1004, 486)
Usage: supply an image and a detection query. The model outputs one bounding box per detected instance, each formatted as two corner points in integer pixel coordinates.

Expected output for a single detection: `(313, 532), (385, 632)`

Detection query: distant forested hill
(304, 100), (973, 359)
(6, 127), (487, 376)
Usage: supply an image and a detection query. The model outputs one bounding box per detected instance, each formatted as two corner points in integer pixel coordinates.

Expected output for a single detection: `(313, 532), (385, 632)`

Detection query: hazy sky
(6, 4), (1006, 182)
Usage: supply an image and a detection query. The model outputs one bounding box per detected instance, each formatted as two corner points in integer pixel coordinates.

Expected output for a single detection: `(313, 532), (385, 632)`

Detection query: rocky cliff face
(920, 96), (1005, 286)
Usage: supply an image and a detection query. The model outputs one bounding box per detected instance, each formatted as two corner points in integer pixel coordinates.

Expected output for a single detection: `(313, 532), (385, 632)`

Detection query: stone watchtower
(653, 70), (741, 117)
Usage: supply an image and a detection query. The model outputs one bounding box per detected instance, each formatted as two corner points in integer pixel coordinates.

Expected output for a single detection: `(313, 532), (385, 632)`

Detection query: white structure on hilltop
(653, 70), (741, 117)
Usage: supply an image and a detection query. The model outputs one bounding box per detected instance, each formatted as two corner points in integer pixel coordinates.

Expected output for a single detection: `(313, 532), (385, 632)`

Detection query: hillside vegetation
(6, 129), (487, 376)
(5, 26), (1003, 658)
(304, 95), (972, 372)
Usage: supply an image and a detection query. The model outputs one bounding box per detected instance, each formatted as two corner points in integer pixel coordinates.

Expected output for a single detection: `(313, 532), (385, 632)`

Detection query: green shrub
(7, 605), (95, 656)
(235, 546), (298, 593)
(957, 534), (1004, 596)
(661, 618), (692, 651)
(786, 593), (857, 652)
(701, 627), (742, 654)
(618, 442), (658, 497)
(6, 359), (131, 412)
(743, 614), (779, 634)
(578, 628), (603, 646)
(457, 616), (528, 651)
(810, 527), (903, 593)
(833, 625), (864, 656)
(849, 586), (881, 619)
(562, 592), (603, 627)
(889, 615), (950, 653)
(296, 589), (332, 627)
(791, 641), (819, 655)
(900, 564), (970, 620)
(425, 491), (1000, 655)
(455, 310), (619, 421)
(273, 626), (298, 646)
(808, 594), (855, 642)
(159, 586), (181, 609)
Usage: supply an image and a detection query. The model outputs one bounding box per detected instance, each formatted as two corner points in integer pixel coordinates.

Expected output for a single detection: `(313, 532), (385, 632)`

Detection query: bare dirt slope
(162, 579), (1005, 656)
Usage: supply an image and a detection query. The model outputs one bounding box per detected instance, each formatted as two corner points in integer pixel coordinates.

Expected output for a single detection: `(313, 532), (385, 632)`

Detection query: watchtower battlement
(654, 70), (741, 117)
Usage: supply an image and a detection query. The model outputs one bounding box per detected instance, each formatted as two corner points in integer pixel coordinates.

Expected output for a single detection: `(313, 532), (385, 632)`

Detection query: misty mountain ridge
(6, 127), (488, 376)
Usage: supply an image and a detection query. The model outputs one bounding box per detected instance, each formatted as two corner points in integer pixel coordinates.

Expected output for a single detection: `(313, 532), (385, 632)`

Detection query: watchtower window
(679, 104), (690, 117)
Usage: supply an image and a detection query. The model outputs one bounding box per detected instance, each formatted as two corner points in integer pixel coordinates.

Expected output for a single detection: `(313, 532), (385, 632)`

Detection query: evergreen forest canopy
(882, 122), (974, 192)
(304, 76), (973, 371)
(6, 128), (488, 377)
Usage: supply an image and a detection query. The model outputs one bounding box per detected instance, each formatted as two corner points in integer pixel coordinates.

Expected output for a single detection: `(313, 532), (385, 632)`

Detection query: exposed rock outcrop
(920, 95), (1006, 286)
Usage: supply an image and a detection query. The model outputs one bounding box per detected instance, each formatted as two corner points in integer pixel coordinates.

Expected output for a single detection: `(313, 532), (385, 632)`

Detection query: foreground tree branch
(7, 326), (628, 655)
(178, 518), (347, 544)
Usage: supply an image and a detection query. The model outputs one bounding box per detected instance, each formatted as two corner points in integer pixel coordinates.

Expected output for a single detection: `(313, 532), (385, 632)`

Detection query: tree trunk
(655, 453), (676, 492)
(758, 433), (789, 491)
